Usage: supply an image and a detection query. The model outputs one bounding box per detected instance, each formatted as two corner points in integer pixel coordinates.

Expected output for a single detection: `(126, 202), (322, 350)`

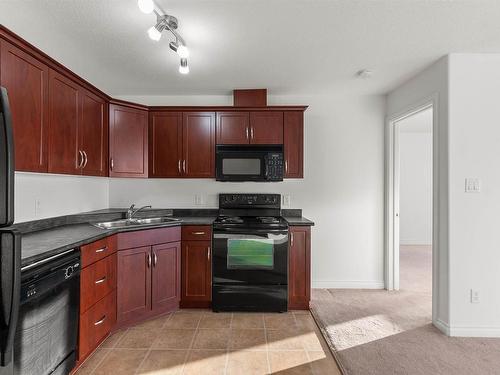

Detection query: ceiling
(2, 0), (500, 97)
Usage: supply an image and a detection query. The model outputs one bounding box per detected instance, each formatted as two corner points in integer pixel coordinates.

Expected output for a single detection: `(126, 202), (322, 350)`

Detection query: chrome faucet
(126, 204), (152, 220)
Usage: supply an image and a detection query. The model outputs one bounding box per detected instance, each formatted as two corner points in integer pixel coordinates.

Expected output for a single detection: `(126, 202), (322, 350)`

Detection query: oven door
(212, 227), (288, 285)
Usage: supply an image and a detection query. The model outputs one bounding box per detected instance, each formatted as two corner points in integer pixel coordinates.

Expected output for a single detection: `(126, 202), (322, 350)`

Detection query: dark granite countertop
(15, 207), (311, 268)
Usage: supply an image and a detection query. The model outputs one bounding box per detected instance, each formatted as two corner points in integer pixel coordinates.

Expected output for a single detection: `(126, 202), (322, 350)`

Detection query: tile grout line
(180, 310), (203, 374)
(263, 314), (272, 375)
(224, 313), (234, 374)
(87, 327), (130, 375)
(295, 311), (316, 374)
(134, 313), (173, 375)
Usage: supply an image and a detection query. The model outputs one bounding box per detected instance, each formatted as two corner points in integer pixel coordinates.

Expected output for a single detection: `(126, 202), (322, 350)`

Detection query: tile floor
(76, 309), (341, 375)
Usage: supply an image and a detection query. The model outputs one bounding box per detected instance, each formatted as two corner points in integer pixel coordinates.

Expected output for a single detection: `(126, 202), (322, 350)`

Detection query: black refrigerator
(0, 86), (21, 375)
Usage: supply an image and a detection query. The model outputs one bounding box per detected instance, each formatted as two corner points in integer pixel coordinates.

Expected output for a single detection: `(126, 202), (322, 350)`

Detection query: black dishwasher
(14, 250), (80, 375)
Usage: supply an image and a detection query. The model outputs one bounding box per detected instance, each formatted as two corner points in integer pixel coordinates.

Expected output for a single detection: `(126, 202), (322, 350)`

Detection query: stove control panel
(219, 193), (281, 208)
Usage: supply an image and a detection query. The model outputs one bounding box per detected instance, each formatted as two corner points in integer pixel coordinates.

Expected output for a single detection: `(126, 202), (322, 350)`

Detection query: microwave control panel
(265, 153), (284, 181)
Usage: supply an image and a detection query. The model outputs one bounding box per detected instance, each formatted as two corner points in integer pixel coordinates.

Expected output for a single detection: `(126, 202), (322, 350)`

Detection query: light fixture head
(138, 0), (155, 14)
(179, 58), (189, 74)
(148, 21), (165, 41)
(177, 45), (189, 59)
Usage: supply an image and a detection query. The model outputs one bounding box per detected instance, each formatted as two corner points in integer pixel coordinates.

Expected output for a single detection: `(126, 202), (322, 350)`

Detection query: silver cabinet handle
(192, 231), (205, 235)
(95, 276), (107, 284)
(95, 247), (107, 253)
(183, 160), (186, 174)
(82, 151), (88, 169)
(147, 253), (152, 268)
(207, 247), (210, 261)
(94, 316), (106, 326)
(110, 158), (114, 171)
(285, 160), (288, 174)
(290, 233), (294, 247)
(153, 252), (158, 267)
(246, 126), (249, 140)
(250, 127), (254, 140)
(77, 150), (84, 169)
(178, 160), (182, 174)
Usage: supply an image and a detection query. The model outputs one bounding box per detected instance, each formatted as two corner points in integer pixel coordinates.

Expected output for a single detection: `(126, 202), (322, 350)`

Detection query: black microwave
(216, 145), (284, 182)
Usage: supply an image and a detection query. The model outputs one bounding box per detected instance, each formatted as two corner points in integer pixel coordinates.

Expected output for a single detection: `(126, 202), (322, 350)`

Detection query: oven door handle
(213, 227), (288, 234)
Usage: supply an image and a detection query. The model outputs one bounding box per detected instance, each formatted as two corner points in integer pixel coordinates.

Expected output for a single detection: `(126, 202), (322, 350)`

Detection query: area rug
(310, 246), (500, 375)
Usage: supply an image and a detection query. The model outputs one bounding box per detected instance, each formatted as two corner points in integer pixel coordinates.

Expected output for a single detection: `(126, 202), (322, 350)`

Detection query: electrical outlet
(34, 199), (41, 218)
(470, 289), (480, 304)
(282, 194), (291, 208)
(195, 194), (203, 206)
(465, 178), (481, 193)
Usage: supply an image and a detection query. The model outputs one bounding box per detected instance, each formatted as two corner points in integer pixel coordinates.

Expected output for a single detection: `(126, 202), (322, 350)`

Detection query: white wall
(447, 54), (500, 336)
(14, 173), (109, 223)
(399, 124), (433, 245)
(386, 56), (450, 330)
(113, 93), (386, 289)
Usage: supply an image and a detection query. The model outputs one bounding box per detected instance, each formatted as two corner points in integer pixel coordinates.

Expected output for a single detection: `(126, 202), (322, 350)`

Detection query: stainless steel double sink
(92, 216), (180, 230)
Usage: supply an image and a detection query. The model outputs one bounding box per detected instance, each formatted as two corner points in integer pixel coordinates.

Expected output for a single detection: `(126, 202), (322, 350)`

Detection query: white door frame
(385, 95), (438, 298)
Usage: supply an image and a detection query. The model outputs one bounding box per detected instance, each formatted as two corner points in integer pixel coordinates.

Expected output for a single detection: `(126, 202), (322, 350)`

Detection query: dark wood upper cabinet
(149, 111), (182, 177)
(284, 111), (304, 178)
(152, 242), (181, 312)
(80, 89), (108, 176)
(288, 226), (311, 310)
(249, 111), (283, 144)
(181, 240), (212, 305)
(117, 246), (151, 324)
(0, 40), (49, 172)
(109, 104), (148, 178)
(48, 69), (81, 175)
(216, 112), (250, 145)
(182, 112), (215, 177)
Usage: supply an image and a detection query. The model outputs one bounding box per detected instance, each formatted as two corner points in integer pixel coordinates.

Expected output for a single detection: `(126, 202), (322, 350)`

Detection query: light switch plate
(282, 194), (291, 208)
(465, 178), (481, 193)
(195, 195), (203, 205)
(470, 289), (480, 304)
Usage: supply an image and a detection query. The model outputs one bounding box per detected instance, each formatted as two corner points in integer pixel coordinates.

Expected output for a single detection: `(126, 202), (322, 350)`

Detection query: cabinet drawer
(81, 235), (117, 268)
(182, 225), (212, 241)
(80, 254), (117, 313)
(79, 290), (116, 361)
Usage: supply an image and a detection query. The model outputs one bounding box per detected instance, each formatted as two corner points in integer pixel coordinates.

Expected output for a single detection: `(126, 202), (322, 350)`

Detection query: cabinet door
(109, 104), (148, 178)
(284, 111), (304, 178)
(181, 241), (211, 303)
(152, 242), (181, 312)
(0, 40), (48, 172)
(117, 246), (151, 323)
(80, 89), (108, 176)
(288, 226), (311, 310)
(149, 112), (182, 177)
(182, 112), (215, 177)
(48, 69), (81, 174)
(249, 111), (283, 144)
(216, 112), (249, 145)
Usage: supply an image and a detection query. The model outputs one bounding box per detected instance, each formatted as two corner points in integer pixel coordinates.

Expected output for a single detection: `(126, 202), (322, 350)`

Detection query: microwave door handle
(0, 230), (21, 367)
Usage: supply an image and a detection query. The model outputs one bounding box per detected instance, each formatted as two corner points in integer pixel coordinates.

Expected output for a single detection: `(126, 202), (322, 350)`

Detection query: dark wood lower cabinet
(181, 225), (212, 308)
(288, 226), (311, 310)
(152, 242), (181, 311)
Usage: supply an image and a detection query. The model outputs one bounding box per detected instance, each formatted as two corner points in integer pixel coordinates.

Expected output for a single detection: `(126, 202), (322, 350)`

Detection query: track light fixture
(137, 0), (189, 74)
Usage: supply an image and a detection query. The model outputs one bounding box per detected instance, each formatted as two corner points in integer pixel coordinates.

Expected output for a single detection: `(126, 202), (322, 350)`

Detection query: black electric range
(212, 194), (289, 312)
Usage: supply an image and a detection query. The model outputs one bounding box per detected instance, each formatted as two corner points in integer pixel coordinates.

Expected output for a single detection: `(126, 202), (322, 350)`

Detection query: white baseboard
(433, 319), (450, 335)
(312, 280), (385, 289)
(433, 319), (500, 337)
(400, 240), (432, 246)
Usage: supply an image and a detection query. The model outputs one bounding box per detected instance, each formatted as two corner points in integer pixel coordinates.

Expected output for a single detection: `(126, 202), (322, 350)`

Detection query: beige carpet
(311, 245), (500, 375)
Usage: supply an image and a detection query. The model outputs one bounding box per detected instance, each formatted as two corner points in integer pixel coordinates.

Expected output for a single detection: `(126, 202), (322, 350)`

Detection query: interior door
(117, 246), (151, 323)
(80, 89), (107, 176)
(249, 111), (283, 144)
(149, 112), (182, 177)
(182, 112), (215, 177)
(152, 242), (181, 311)
(216, 112), (249, 145)
(109, 104), (148, 178)
(0, 40), (48, 173)
(48, 69), (81, 175)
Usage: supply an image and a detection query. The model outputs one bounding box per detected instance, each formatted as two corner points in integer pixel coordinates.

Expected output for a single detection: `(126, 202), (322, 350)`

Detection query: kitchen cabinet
(181, 225), (212, 308)
(284, 111), (304, 178)
(116, 227), (181, 325)
(48, 69), (81, 174)
(249, 111), (283, 144)
(288, 226), (311, 310)
(149, 111), (182, 177)
(78, 236), (117, 362)
(80, 89), (108, 176)
(216, 111), (250, 144)
(182, 112), (215, 177)
(109, 103), (148, 178)
(0, 40), (48, 172)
